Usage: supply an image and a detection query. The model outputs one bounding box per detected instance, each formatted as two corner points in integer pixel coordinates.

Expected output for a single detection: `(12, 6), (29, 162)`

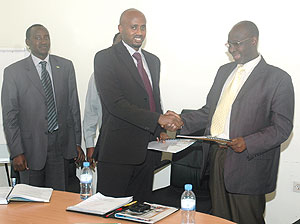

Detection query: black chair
(150, 125), (211, 213)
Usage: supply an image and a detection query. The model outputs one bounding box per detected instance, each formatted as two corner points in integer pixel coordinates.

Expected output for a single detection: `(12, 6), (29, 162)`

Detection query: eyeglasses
(225, 38), (251, 49)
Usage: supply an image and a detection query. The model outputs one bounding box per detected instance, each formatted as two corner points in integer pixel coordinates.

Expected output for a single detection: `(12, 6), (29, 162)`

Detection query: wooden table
(0, 190), (236, 223)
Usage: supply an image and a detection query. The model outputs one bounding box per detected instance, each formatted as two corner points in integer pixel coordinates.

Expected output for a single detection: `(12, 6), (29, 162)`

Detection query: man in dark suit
(175, 21), (294, 224)
(1, 24), (85, 190)
(93, 8), (182, 201)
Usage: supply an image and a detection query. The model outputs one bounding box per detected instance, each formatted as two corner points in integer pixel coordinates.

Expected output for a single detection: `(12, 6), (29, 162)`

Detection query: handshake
(158, 110), (183, 132)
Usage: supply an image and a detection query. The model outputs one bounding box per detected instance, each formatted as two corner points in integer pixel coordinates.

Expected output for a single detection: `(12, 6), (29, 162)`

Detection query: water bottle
(181, 184), (196, 224)
(11, 178), (17, 187)
(80, 161), (93, 200)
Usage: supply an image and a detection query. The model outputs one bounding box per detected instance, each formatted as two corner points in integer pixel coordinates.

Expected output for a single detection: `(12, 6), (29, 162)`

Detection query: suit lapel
(49, 55), (62, 110)
(24, 56), (45, 97)
(142, 50), (161, 109)
(142, 49), (158, 87)
(235, 58), (267, 102)
(116, 43), (146, 89)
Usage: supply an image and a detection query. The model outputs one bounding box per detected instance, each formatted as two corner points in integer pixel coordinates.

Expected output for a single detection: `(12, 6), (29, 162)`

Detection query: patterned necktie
(40, 61), (58, 133)
(210, 65), (245, 136)
(132, 52), (156, 112)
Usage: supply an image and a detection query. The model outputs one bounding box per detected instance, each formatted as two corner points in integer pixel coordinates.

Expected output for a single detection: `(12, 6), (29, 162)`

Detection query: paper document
(177, 135), (231, 144)
(148, 139), (195, 153)
(0, 184), (53, 204)
(67, 192), (133, 216)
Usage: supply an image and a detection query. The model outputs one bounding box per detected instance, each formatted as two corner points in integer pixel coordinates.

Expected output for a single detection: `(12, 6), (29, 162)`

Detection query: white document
(0, 184), (53, 204)
(7, 184), (53, 202)
(67, 192), (133, 216)
(148, 139), (195, 153)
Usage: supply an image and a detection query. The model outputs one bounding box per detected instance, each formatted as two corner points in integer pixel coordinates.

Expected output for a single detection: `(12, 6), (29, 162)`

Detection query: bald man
(93, 9), (182, 201)
(177, 21), (294, 223)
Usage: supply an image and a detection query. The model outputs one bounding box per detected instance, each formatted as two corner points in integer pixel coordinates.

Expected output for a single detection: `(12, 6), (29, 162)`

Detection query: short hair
(238, 21), (259, 38)
(26, 24), (44, 39)
(119, 8), (144, 25)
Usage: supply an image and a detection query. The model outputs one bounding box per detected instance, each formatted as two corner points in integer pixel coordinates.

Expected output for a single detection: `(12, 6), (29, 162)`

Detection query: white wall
(0, 0), (299, 223)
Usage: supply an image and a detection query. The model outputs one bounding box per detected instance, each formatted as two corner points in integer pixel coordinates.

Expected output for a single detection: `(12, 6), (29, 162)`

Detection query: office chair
(150, 123), (211, 213)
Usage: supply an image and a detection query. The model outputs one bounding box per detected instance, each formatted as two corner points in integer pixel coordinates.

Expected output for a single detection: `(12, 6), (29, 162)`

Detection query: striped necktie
(40, 61), (58, 133)
(210, 65), (245, 136)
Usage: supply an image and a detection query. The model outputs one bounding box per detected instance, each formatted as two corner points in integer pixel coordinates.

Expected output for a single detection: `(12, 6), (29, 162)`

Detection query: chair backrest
(171, 141), (205, 189)
(170, 109), (207, 190)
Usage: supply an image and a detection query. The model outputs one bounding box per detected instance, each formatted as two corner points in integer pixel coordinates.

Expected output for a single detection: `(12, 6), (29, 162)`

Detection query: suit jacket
(1, 55), (81, 170)
(94, 42), (163, 165)
(181, 57), (294, 195)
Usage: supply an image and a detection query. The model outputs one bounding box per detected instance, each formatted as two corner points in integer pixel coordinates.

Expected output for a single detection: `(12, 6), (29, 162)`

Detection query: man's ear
(25, 39), (30, 49)
(118, 24), (122, 33)
(252, 36), (258, 46)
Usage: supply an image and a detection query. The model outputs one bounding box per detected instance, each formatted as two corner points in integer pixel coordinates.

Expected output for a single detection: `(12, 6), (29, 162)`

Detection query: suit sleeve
(1, 67), (24, 158)
(94, 51), (161, 134)
(68, 61), (82, 146)
(244, 73), (294, 158)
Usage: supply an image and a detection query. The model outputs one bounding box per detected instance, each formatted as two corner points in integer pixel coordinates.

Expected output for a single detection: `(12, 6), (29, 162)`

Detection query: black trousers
(209, 144), (266, 224)
(19, 131), (68, 191)
(97, 150), (160, 202)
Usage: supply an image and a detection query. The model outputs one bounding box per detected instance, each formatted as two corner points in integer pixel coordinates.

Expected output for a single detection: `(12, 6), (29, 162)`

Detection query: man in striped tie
(1, 24), (85, 190)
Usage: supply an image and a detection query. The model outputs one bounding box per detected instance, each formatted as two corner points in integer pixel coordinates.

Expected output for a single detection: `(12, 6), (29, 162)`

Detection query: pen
(123, 200), (137, 207)
(105, 201), (137, 218)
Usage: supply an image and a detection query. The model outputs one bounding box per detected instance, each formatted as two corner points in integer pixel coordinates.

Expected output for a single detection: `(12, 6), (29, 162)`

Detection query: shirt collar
(31, 54), (50, 67)
(237, 54), (261, 72)
(122, 40), (143, 57)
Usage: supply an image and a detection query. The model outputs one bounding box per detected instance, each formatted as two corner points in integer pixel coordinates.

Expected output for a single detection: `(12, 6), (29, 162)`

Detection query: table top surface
(0, 190), (236, 224)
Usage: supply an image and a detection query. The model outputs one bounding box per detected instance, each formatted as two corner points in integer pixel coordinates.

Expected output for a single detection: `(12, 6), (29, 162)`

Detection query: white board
(0, 48), (29, 144)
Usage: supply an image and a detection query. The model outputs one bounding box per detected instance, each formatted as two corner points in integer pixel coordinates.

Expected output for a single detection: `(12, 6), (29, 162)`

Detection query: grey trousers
(209, 144), (266, 224)
(19, 131), (67, 190)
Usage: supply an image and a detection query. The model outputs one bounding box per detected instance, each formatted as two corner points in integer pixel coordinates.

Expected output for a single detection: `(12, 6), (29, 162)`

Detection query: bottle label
(181, 199), (195, 211)
(80, 174), (92, 183)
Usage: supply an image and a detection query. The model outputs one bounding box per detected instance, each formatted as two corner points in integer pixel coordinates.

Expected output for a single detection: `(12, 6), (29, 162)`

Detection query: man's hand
(156, 132), (171, 143)
(75, 145), (85, 166)
(13, 154), (28, 171)
(227, 137), (247, 153)
(158, 110), (183, 131)
(86, 147), (96, 171)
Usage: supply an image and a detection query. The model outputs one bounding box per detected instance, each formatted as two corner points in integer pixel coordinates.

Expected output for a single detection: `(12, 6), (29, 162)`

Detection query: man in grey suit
(174, 21), (294, 224)
(1, 24), (85, 190)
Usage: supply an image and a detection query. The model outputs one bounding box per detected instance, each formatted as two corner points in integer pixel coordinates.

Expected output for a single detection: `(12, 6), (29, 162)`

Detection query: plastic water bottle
(181, 184), (196, 224)
(80, 161), (93, 200)
(11, 178), (17, 187)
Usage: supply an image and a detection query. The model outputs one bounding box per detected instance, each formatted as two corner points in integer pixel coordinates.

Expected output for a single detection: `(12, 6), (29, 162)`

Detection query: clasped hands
(158, 110), (183, 132)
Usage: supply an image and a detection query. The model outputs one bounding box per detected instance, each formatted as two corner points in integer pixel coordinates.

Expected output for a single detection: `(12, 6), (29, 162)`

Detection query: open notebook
(0, 184), (53, 204)
(66, 192), (133, 216)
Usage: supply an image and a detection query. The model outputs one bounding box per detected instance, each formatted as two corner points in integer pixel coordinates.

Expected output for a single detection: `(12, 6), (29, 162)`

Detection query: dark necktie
(132, 52), (156, 112)
(40, 61), (58, 133)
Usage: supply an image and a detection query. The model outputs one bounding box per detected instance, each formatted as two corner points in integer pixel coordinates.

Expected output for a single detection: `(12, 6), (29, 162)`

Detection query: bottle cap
(184, 184), (192, 191)
(83, 161), (90, 167)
